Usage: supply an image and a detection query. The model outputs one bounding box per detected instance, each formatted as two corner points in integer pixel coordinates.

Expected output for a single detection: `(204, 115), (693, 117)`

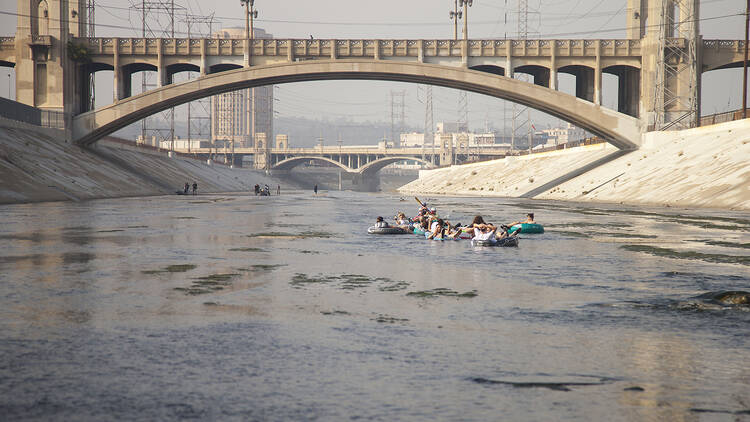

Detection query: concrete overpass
(0, 0), (748, 148)
(70, 59), (644, 150)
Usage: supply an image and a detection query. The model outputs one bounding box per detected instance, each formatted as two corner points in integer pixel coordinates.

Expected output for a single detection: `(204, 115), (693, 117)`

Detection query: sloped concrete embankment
(0, 119), (282, 204)
(398, 119), (750, 211)
(537, 119), (750, 210)
(398, 142), (623, 197)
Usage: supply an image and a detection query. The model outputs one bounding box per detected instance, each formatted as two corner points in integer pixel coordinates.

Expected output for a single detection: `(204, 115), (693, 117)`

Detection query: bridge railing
(699, 109), (747, 126)
(0, 97), (66, 129)
(78, 37), (644, 59)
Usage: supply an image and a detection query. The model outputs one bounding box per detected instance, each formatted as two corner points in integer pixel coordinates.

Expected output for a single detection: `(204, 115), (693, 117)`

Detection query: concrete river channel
(1, 191), (749, 421)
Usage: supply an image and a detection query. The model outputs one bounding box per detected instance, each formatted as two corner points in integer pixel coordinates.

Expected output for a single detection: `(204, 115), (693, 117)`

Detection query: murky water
(1, 191), (749, 421)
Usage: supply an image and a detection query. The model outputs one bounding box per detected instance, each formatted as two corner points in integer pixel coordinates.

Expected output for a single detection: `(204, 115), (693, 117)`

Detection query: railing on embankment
(699, 109), (748, 126)
(0, 97), (66, 129)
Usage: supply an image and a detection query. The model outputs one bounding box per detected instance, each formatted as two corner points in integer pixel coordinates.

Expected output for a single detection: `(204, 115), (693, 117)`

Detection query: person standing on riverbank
(277, 185), (281, 195)
(314, 184), (318, 195)
(192, 182), (197, 195)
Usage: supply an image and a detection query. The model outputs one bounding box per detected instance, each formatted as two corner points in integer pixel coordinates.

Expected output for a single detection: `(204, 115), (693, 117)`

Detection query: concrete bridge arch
(72, 59), (643, 149)
(272, 156), (354, 173)
(358, 156), (436, 177)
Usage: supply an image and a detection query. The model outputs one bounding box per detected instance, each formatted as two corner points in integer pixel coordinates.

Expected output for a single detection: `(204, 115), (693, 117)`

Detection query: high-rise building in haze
(211, 27), (273, 147)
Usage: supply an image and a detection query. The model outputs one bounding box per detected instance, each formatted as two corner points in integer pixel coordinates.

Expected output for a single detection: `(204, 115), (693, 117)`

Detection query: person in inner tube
(509, 213), (535, 227)
(375, 216), (390, 228)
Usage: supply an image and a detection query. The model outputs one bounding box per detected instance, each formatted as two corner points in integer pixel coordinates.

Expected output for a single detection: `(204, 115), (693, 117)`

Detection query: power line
(0, 10), (743, 38)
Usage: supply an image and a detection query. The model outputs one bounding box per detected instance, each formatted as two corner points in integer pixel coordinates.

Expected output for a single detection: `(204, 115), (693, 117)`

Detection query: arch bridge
(1, 0), (748, 151)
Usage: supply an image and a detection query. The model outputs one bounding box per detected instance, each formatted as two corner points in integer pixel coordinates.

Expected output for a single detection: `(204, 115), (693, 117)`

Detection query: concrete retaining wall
(399, 119), (750, 211)
(0, 119), (285, 204)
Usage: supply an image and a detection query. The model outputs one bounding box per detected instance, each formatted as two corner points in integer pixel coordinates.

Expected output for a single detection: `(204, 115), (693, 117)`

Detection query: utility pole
(744, 0), (749, 119)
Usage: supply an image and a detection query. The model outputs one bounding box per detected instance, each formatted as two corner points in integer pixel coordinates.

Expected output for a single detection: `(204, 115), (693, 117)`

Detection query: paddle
(414, 196), (425, 207)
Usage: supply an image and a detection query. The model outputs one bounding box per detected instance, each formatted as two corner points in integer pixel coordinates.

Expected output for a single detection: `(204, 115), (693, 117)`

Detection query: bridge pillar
(13, 0), (88, 116)
(200, 39), (207, 75)
(550, 43), (558, 90)
(641, 0), (700, 130)
(157, 39), (166, 87)
(440, 134), (454, 166)
(575, 68), (595, 102)
(253, 132), (270, 170)
(594, 43), (602, 105)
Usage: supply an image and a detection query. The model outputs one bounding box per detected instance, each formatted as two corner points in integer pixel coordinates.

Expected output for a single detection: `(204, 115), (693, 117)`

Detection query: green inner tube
(508, 223), (544, 234)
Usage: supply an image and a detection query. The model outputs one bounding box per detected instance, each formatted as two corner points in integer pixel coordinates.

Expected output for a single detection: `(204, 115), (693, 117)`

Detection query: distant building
(401, 123), (497, 148)
(211, 27), (274, 147)
(540, 123), (588, 147)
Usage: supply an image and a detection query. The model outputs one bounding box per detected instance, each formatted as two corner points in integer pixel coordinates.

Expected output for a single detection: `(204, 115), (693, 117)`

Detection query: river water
(1, 191), (748, 421)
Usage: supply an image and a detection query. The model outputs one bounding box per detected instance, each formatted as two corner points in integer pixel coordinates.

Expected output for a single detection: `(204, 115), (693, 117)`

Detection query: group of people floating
(374, 199), (536, 242)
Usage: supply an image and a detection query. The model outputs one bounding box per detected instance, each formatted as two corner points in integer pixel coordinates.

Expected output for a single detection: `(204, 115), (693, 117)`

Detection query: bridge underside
(73, 60), (643, 150)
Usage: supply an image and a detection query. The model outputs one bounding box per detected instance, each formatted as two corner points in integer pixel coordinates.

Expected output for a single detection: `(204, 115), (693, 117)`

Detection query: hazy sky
(0, 0), (747, 135)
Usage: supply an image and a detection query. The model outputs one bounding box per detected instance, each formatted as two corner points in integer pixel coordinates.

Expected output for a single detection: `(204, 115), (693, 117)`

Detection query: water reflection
(0, 191), (748, 420)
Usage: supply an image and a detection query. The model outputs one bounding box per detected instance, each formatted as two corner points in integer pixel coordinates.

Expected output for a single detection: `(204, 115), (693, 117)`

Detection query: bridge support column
(611, 67), (641, 117)
(575, 68), (595, 102)
(505, 49), (513, 78)
(550, 43), (558, 90)
(112, 38), (124, 100)
(351, 173), (380, 192)
(157, 39), (166, 87)
(200, 39), (207, 75)
(374, 40), (380, 60)
(594, 43), (602, 105)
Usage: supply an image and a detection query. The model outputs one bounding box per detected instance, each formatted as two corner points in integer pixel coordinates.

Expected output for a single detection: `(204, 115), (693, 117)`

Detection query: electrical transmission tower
(511, 0), (539, 151)
(130, 0), (186, 151)
(183, 13), (215, 154)
(419, 85), (434, 162)
(390, 90), (406, 147)
(458, 91), (468, 133)
(652, 0), (699, 130)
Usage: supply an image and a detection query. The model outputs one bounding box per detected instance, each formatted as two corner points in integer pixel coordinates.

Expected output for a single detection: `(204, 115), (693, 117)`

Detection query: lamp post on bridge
(241, 0), (258, 68)
(460, 0), (473, 41)
(449, 0), (461, 40)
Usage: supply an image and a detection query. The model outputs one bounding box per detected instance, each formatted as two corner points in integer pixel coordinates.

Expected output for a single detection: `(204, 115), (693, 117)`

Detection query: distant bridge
(169, 144), (510, 174)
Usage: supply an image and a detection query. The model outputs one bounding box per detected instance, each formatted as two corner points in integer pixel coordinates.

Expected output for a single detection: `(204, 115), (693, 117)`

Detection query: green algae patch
(229, 247), (266, 252)
(406, 288), (478, 298)
(372, 314), (409, 324)
(290, 273), (335, 287)
(698, 240), (750, 250)
(174, 216), (197, 220)
(291, 273), (409, 291)
(251, 264), (286, 271)
(175, 273), (240, 295)
(165, 264), (197, 272)
(298, 250), (321, 254)
(97, 229), (124, 233)
(621, 245), (750, 266)
(321, 310), (350, 316)
(378, 281), (410, 292)
(194, 273), (239, 283)
(142, 264), (197, 274)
